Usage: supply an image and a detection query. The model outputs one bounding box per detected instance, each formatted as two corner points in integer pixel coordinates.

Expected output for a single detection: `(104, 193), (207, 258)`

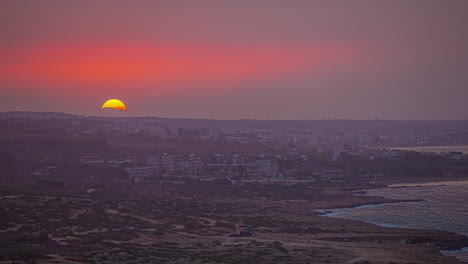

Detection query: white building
(246, 159), (277, 176)
(125, 166), (160, 183)
(146, 154), (184, 171)
(146, 153), (203, 175)
(178, 154), (203, 174)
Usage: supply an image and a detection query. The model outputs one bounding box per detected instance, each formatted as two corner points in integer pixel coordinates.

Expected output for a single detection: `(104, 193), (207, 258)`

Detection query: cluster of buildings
(60, 118), (468, 185)
(207, 153), (278, 177)
(123, 151), (358, 185)
(125, 153), (203, 183)
(60, 117), (468, 153)
(122, 147), (468, 185)
(80, 156), (133, 165)
(113, 121), (179, 139)
(125, 153), (283, 183)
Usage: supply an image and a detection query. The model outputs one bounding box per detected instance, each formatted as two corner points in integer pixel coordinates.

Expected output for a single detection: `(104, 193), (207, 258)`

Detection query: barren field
(1, 181), (467, 264)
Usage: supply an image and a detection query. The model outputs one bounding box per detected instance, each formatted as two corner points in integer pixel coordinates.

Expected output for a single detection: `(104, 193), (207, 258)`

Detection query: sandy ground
(1, 182), (466, 264)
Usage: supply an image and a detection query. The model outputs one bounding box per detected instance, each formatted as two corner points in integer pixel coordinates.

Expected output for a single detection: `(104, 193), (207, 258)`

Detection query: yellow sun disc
(102, 99), (127, 111)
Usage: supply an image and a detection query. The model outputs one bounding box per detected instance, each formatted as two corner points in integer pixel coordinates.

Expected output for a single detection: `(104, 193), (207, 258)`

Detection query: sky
(0, 0), (467, 120)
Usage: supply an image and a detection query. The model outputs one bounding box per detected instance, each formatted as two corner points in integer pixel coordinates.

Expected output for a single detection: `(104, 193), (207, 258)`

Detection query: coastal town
(2, 0), (468, 263)
(2, 112), (467, 186)
(1, 112), (468, 263)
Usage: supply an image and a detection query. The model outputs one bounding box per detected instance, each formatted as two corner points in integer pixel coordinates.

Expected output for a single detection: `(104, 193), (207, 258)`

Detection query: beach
(318, 180), (468, 262)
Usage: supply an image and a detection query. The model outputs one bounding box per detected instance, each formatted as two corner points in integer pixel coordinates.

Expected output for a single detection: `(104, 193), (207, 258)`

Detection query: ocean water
(320, 180), (468, 261)
(392, 145), (468, 154)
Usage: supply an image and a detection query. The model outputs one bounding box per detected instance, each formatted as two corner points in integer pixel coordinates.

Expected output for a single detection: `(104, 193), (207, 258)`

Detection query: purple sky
(1, 0), (467, 119)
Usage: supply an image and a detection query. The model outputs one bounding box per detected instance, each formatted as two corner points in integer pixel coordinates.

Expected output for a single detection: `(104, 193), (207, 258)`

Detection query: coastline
(315, 198), (427, 217)
(314, 195), (428, 213)
(315, 181), (468, 262)
(382, 177), (468, 187)
(391, 145), (468, 153)
(443, 247), (468, 262)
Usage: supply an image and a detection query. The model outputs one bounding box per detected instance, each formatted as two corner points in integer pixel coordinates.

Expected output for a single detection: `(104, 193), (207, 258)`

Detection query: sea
(392, 145), (468, 154)
(319, 180), (468, 261)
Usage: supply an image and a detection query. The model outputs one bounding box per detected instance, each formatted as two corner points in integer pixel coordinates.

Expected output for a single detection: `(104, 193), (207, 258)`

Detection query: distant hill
(0, 111), (79, 119)
(1, 111), (467, 129)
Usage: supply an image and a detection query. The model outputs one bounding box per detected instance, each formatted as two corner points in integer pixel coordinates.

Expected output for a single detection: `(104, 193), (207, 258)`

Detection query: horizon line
(1, 111), (468, 122)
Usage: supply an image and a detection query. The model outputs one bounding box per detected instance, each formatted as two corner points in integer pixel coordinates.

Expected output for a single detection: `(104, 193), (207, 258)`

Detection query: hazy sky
(1, 0), (467, 119)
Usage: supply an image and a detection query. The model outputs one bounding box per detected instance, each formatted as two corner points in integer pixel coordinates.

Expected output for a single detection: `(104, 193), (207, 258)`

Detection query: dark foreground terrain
(1, 114), (468, 263)
(1, 179), (467, 264)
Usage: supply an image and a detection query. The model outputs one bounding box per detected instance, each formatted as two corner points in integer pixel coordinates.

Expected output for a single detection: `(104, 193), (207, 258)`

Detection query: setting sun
(102, 99), (127, 111)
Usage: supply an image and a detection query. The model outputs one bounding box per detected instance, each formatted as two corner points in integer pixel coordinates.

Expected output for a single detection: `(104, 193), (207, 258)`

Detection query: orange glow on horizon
(0, 42), (383, 102)
(0, 43), (360, 87)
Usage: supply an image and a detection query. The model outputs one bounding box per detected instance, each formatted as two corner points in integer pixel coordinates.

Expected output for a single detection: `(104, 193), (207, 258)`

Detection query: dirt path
(40, 255), (88, 264)
(198, 217), (216, 226)
(0, 223), (23, 233)
(69, 209), (87, 219)
(106, 209), (162, 224)
(169, 229), (415, 264)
